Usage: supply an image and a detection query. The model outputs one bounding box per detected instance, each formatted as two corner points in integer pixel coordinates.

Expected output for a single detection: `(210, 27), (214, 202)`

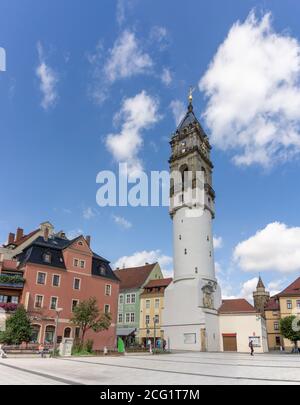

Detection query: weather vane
(188, 86), (195, 103)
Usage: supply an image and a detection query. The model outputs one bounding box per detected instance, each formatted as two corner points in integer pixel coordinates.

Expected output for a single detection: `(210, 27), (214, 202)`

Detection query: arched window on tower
(179, 164), (189, 202)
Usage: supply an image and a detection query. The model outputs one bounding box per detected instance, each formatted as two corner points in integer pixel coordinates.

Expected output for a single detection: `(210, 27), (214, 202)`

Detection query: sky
(1, 0), (300, 302)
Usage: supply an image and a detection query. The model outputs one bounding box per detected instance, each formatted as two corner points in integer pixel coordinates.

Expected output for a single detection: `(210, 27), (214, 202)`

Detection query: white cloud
(67, 229), (83, 239)
(83, 207), (97, 220)
(104, 30), (153, 83)
(234, 222), (300, 273)
(161, 67), (172, 86)
(149, 26), (169, 50)
(112, 215), (132, 229)
(114, 250), (173, 277)
(169, 99), (186, 126)
(199, 11), (300, 167)
(106, 90), (160, 174)
(213, 236), (223, 249)
(36, 42), (58, 110)
(240, 277), (258, 302)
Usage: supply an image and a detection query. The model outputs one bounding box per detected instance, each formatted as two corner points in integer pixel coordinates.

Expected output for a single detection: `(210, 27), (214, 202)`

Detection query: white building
(219, 299), (268, 353)
(162, 94), (222, 351)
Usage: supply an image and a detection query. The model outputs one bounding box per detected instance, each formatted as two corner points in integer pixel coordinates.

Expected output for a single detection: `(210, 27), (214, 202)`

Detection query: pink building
(0, 224), (120, 350)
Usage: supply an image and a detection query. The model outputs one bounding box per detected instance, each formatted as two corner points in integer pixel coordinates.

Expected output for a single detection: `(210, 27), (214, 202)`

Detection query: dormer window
(43, 252), (51, 263)
(99, 265), (106, 276)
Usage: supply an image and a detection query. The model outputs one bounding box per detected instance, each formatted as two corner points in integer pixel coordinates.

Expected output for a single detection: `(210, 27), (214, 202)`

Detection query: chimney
(16, 228), (24, 241)
(8, 232), (15, 245)
(85, 235), (91, 247)
(44, 227), (49, 242)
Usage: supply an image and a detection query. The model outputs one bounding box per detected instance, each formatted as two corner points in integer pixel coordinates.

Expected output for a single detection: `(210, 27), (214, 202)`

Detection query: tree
(280, 315), (300, 352)
(0, 305), (32, 345)
(71, 297), (111, 345)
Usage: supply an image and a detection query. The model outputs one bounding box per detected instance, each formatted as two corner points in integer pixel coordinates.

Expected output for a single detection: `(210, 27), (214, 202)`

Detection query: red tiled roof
(143, 277), (172, 289)
(114, 263), (157, 290)
(218, 299), (257, 314)
(4, 229), (40, 247)
(264, 297), (280, 311)
(277, 277), (300, 297)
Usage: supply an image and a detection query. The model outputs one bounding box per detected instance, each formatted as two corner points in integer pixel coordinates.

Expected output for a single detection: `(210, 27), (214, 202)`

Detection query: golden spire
(188, 86), (195, 104)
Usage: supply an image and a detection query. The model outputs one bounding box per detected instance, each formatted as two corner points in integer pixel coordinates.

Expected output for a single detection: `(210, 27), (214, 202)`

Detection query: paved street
(1, 351), (300, 385)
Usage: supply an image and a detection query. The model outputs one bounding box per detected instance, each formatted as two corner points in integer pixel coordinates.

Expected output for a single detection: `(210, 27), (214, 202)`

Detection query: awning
(116, 328), (136, 337)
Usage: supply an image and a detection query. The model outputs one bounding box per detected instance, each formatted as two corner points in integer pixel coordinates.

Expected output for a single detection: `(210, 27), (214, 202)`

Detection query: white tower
(162, 93), (221, 351)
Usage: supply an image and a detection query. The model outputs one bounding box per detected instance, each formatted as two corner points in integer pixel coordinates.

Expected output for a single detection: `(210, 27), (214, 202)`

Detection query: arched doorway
(64, 327), (71, 338)
(44, 325), (55, 344)
(30, 324), (41, 343)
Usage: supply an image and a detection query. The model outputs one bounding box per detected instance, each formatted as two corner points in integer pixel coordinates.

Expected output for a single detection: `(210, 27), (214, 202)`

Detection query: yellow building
(139, 277), (172, 346)
(264, 277), (300, 350)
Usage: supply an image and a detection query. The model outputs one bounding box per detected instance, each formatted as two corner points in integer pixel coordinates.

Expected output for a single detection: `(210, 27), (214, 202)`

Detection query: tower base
(162, 278), (221, 351)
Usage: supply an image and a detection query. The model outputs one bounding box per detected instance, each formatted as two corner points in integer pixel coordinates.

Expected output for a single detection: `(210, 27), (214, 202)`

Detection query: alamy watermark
(0, 47), (6, 72)
(96, 163), (210, 217)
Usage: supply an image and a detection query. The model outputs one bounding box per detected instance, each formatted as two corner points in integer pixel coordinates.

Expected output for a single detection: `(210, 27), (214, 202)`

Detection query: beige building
(219, 299), (268, 353)
(264, 277), (300, 351)
(140, 278), (172, 346)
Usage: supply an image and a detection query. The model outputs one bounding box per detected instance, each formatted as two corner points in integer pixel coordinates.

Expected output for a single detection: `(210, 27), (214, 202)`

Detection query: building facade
(264, 277), (300, 351)
(163, 93), (221, 351)
(219, 299), (268, 353)
(114, 263), (163, 345)
(0, 223), (120, 350)
(139, 277), (172, 346)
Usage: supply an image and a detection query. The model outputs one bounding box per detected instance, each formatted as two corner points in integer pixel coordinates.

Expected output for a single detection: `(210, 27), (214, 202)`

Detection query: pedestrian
(249, 340), (254, 356)
(0, 344), (7, 359)
(163, 339), (167, 351)
(39, 343), (45, 358)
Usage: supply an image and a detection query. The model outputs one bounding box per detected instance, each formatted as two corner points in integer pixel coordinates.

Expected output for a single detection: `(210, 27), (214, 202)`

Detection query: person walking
(249, 340), (254, 356)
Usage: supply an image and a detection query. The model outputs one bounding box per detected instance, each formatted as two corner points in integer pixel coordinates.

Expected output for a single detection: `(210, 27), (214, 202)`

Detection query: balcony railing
(0, 274), (24, 288)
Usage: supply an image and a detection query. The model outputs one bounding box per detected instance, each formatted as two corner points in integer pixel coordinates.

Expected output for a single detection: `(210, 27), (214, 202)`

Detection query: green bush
(85, 339), (94, 353)
(0, 275), (24, 284)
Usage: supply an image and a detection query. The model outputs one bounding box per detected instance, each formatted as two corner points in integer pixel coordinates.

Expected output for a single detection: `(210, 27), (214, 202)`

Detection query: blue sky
(1, 0), (300, 301)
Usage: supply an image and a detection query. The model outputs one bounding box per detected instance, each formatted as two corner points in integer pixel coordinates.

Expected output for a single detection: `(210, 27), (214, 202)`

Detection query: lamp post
(53, 308), (63, 357)
(153, 316), (158, 354)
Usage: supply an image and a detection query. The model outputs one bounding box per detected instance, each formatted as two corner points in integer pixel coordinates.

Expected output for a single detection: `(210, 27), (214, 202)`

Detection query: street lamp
(153, 316), (158, 354)
(53, 307), (63, 357)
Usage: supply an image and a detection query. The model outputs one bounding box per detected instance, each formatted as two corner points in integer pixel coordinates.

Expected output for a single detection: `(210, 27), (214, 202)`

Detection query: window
(287, 300), (292, 309)
(78, 241), (83, 246)
(44, 325), (55, 344)
(146, 299), (150, 309)
(274, 321), (279, 331)
(75, 327), (80, 338)
(249, 336), (261, 347)
(43, 252), (51, 263)
(155, 298), (160, 309)
(131, 293), (136, 303)
(126, 294), (131, 304)
(80, 260), (85, 269)
(34, 295), (43, 308)
(130, 313), (135, 323)
(275, 336), (281, 346)
(297, 300), (300, 309)
(73, 259), (79, 267)
(52, 274), (60, 287)
(72, 299), (79, 312)
(64, 327), (71, 338)
(118, 313), (123, 323)
(184, 248), (187, 255)
(125, 313), (130, 323)
(11, 296), (19, 304)
(179, 235), (181, 240)
(104, 304), (110, 314)
(119, 295), (124, 304)
(0, 295), (7, 303)
(105, 284), (112, 296)
(37, 272), (46, 285)
(145, 315), (150, 325)
(99, 266), (106, 276)
(50, 297), (58, 310)
(73, 278), (81, 290)
(154, 314), (159, 324)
